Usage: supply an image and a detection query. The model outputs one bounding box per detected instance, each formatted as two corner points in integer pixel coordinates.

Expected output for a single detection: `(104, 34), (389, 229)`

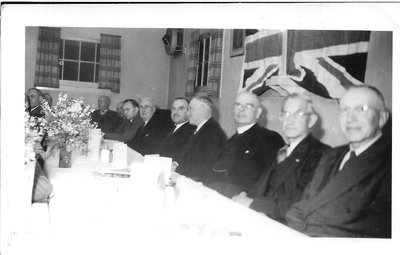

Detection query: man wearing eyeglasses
(238, 93), (330, 223)
(286, 85), (391, 238)
(209, 91), (284, 198)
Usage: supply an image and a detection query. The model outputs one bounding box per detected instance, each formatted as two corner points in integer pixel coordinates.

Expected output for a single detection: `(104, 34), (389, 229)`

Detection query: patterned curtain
(98, 34), (121, 93)
(207, 29), (223, 97)
(185, 29), (200, 97)
(34, 27), (61, 88)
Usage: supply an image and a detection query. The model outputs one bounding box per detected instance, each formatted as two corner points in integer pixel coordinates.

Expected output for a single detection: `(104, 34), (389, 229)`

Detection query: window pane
(63, 61), (79, 81)
(95, 64), (99, 83)
(196, 63), (203, 87)
(79, 62), (95, 82)
(60, 39), (64, 58)
(81, 42), (96, 62)
(198, 40), (204, 64)
(64, 40), (80, 60)
(204, 37), (210, 62)
(96, 44), (100, 63)
(203, 62), (208, 86)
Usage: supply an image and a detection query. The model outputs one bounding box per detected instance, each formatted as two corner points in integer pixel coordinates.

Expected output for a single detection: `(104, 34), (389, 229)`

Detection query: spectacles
(140, 105), (152, 110)
(279, 111), (311, 120)
(234, 103), (256, 111)
(339, 105), (378, 115)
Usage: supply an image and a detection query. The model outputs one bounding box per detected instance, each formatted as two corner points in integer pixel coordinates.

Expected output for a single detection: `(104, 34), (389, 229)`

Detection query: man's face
(139, 99), (156, 122)
(27, 89), (41, 108)
(234, 93), (262, 128)
(98, 97), (109, 112)
(280, 97), (315, 142)
(171, 99), (189, 124)
(339, 88), (385, 148)
(117, 103), (124, 118)
(188, 99), (203, 126)
(123, 102), (138, 120)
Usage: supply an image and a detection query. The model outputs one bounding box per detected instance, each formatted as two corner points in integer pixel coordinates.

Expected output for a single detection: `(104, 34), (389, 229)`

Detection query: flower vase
(59, 149), (72, 168)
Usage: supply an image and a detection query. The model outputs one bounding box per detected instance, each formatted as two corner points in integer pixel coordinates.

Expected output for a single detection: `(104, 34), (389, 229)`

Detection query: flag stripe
(245, 33), (282, 63)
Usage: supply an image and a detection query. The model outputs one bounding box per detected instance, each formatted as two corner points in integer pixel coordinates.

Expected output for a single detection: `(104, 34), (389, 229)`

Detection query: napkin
(112, 142), (128, 169)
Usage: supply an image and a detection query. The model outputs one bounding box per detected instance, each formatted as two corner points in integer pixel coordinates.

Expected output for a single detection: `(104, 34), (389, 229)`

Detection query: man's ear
(256, 107), (262, 119)
(308, 113), (318, 129)
(379, 109), (389, 129)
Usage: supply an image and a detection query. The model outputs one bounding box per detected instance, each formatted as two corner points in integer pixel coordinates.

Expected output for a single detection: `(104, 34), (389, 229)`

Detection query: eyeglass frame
(234, 103), (257, 111)
(279, 110), (312, 120)
(339, 104), (381, 116)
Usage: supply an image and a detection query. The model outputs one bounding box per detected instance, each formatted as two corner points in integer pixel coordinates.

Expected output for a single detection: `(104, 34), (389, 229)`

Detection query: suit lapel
(305, 137), (388, 216)
(271, 135), (315, 189)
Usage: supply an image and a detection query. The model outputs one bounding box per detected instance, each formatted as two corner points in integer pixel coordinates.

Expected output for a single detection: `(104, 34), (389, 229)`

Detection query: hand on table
(232, 192), (253, 207)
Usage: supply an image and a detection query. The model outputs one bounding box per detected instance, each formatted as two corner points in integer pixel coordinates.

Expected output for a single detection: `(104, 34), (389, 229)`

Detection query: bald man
(91, 95), (119, 133)
(176, 96), (227, 185)
(210, 91), (284, 198)
(286, 85), (391, 238)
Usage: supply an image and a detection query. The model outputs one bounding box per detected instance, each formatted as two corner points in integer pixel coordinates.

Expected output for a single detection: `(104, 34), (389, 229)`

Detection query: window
(195, 34), (211, 88)
(59, 39), (100, 83)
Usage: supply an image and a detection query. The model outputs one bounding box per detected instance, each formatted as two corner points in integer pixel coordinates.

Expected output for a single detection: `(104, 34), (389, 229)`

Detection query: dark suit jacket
(158, 122), (196, 161)
(104, 114), (144, 144)
(128, 109), (174, 155)
(176, 118), (227, 184)
(91, 109), (120, 133)
(286, 136), (391, 238)
(211, 124), (285, 197)
(29, 105), (44, 118)
(249, 135), (330, 223)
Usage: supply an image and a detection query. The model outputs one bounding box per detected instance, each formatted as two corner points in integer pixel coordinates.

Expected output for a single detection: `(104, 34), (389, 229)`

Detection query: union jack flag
(239, 29), (370, 99)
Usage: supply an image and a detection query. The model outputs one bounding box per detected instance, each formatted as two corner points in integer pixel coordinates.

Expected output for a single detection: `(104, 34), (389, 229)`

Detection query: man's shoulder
(250, 124), (284, 143)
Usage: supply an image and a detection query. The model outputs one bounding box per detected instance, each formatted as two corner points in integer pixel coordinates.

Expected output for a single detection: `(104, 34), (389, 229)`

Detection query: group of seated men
(27, 84), (391, 238)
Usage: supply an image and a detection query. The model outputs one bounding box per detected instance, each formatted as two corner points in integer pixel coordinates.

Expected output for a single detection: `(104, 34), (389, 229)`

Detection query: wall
(25, 27), (171, 109)
(169, 30), (393, 147)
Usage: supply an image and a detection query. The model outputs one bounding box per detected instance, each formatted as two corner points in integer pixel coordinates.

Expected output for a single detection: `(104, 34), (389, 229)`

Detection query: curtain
(185, 29), (200, 97)
(207, 29), (223, 97)
(98, 34), (121, 93)
(34, 27), (61, 88)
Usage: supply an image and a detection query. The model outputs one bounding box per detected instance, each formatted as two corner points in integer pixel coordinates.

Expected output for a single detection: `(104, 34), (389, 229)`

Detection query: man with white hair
(176, 96), (227, 185)
(128, 97), (173, 155)
(286, 85), (391, 238)
(242, 93), (330, 223)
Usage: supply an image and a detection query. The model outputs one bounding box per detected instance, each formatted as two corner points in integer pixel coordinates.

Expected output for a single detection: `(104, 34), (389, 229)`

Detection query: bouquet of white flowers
(41, 93), (97, 157)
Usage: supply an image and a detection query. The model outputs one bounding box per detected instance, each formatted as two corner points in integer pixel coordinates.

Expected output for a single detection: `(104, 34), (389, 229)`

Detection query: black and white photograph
(1, 2), (399, 255)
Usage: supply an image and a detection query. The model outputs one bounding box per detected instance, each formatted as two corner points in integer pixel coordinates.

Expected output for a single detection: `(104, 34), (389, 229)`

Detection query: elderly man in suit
(210, 91), (284, 198)
(158, 97), (196, 161)
(236, 93), (330, 223)
(286, 85), (391, 238)
(176, 96), (227, 185)
(104, 99), (144, 143)
(91, 96), (120, 133)
(128, 97), (174, 155)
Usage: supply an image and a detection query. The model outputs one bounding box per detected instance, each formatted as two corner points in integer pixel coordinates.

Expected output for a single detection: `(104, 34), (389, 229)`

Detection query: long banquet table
(8, 148), (305, 255)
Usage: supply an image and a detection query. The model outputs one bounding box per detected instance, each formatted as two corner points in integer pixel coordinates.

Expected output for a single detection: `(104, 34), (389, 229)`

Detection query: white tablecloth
(7, 149), (305, 255)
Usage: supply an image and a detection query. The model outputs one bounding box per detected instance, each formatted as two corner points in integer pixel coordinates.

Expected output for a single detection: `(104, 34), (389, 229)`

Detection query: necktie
(276, 145), (289, 164)
(339, 150), (357, 171)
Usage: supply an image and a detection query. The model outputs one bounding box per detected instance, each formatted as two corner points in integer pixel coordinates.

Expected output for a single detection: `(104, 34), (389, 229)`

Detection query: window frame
(195, 33), (212, 92)
(59, 37), (100, 88)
